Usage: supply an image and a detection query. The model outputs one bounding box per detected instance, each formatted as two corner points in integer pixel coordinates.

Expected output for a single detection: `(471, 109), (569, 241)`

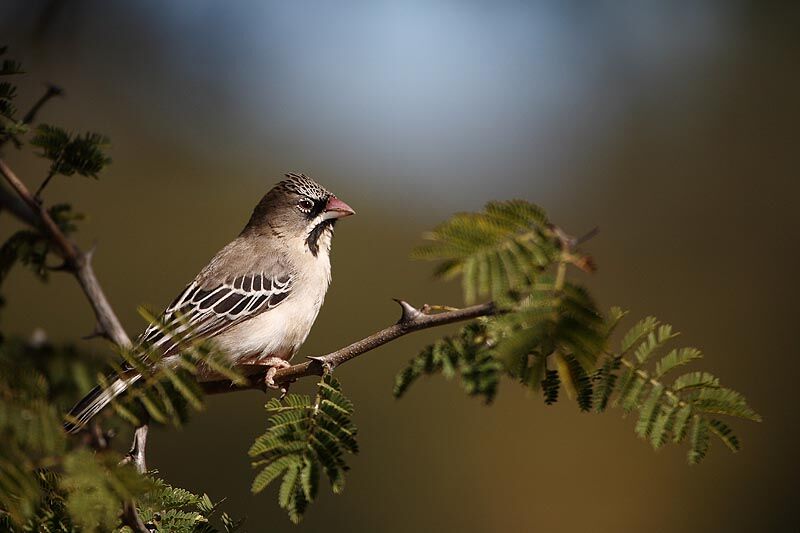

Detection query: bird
(65, 173), (355, 433)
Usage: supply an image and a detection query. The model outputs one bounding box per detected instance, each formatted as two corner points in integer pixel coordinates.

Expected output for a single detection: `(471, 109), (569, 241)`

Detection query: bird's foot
(261, 357), (292, 393)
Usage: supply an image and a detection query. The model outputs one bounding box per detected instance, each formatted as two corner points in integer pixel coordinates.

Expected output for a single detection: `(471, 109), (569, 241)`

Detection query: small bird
(65, 173), (355, 432)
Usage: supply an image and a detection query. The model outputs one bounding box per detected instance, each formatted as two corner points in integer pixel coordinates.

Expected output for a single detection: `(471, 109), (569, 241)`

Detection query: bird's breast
(212, 255), (331, 364)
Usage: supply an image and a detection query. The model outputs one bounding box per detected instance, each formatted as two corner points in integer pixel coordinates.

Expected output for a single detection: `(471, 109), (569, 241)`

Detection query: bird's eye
(298, 198), (314, 211)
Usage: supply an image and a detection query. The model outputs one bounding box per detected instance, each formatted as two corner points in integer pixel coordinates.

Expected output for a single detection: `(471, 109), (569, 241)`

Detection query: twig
(121, 501), (149, 533)
(34, 168), (57, 199)
(0, 83), (63, 151)
(22, 84), (64, 126)
(201, 300), (497, 394)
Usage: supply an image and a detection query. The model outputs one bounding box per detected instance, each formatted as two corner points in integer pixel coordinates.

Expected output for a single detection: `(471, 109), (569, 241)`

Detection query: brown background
(1, 2), (798, 531)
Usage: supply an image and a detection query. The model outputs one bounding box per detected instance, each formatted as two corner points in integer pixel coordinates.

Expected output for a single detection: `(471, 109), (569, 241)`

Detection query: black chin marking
(306, 219), (335, 256)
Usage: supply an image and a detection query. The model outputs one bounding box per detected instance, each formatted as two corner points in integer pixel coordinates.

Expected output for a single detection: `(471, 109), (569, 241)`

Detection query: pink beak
(324, 196), (356, 218)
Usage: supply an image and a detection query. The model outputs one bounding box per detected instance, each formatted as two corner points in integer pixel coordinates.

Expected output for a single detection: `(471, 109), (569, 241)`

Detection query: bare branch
(201, 300), (497, 394)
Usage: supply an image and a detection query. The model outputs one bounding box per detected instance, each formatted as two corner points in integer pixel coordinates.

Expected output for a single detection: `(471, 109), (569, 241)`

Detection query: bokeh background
(1, 1), (798, 531)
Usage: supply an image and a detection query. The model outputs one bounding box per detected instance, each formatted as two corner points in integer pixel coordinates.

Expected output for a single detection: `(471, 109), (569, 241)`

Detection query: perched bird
(65, 173), (355, 433)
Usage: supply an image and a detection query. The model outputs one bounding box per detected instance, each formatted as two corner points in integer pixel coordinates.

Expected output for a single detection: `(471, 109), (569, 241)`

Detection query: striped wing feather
(140, 272), (293, 356)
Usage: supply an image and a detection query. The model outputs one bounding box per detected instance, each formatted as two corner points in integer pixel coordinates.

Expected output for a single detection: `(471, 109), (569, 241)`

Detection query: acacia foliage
(397, 200), (760, 464)
(249, 374), (358, 524)
(0, 337), (241, 532)
(0, 47), (241, 531)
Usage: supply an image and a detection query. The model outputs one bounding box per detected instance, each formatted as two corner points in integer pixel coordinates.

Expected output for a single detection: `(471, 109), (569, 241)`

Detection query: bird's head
(244, 173), (355, 256)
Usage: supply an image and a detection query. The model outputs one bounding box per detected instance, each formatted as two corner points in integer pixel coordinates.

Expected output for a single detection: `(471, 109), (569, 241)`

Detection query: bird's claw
(261, 357), (291, 391)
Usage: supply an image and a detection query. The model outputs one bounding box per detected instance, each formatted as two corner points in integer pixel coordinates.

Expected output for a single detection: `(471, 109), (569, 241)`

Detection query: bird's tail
(64, 371), (142, 434)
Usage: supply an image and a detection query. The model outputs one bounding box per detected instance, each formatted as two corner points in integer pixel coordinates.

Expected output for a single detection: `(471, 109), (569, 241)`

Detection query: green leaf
(592, 356), (620, 413)
(635, 384), (664, 438)
(542, 369), (560, 405)
(672, 405), (693, 444)
(708, 419), (741, 452)
(61, 449), (151, 531)
(30, 125), (112, 180)
(633, 324), (678, 364)
(692, 387), (761, 422)
(687, 416), (710, 465)
(650, 403), (676, 449)
(251, 456), (296, 494)
(393, 323), (500, 404)
(672, 371), (720, 392)
(654, 347), (702, 378)
(412, 200), (562, 302)
(250, 375), (358, 522)
(618, 375), (646, 413)
(620, 316), (658, 355)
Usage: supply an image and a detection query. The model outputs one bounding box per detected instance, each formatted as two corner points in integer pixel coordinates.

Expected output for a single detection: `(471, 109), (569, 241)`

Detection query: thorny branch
(200, 300), (498, 394)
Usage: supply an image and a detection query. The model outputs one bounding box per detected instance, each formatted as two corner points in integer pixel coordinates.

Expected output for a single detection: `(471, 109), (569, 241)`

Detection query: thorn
(306, 355), (335, 374)
(48, 260), (73, 272)
(84, 242), (97, 263)
(393, 298), (422, 323)
(573, 255), (597, 273)
(576, 226), (600, 245)
(83, 324), (108, 341)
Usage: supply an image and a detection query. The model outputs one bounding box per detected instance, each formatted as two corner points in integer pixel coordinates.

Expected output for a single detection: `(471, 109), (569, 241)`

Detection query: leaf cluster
(249, 374), (358, 523)
(0, 204), (83, 283)
(30, 125), (111, 180)
(401, 200), (760, 464)
(0, 340), (149, 531)
(412, 200), (563, 303)
(0, 46), (27, 142)
(0, 47), (109, 190)
(0, 332), (241, 531)
(128, 477), (242, 533)
(394, 322), (502, 403)
(600, 313), (760, 463)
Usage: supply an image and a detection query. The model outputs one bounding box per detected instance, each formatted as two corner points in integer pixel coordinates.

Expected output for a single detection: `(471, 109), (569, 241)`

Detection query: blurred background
(1, 1), (798, 531)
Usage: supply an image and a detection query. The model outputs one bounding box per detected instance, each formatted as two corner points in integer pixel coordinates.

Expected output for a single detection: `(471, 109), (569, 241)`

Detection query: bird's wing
(138, 271), (293, 356)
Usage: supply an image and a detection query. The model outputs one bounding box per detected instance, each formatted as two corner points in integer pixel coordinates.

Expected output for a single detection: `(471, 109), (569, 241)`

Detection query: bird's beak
(323, 196), (355, 219)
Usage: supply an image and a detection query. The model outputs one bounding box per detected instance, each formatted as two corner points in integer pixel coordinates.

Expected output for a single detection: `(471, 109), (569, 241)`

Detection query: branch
(201, 300), (497, 394)
(0, 157), (131, 348)
(21, 84), (64, 127)
(120, 501), (149, 533)
(0, 157), (148, 526)
(0, 83), (63, 151)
